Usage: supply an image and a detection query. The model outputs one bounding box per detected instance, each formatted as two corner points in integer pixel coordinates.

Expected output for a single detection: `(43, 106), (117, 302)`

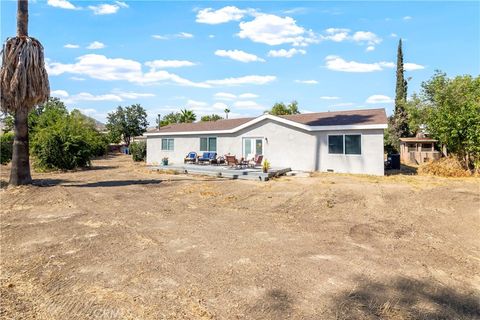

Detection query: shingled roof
(148, 108), (387, 134)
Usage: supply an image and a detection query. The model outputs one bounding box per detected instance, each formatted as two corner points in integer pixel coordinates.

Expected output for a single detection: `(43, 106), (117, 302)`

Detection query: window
(345, 135), (361, 155)
(422, 143), (432, 150)
(328, 135), (343, 154)
(407, 143), (417, 152)
(161, 138), (174, 151)
(328, 134), (362, 155)
(200, 137), (217, 152)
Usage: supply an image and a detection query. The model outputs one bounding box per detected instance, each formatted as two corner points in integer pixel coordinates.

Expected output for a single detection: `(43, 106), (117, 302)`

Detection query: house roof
(146, 108), (387, 136)
(399, 137), (438, 142)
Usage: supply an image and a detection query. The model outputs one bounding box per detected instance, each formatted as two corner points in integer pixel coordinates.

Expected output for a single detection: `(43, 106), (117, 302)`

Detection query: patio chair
(210, 155), (225, 165)
(184, 152), (197, 164)
(198, 152), (217, 164)
(225, 155), (239, 167)
(249, 155), (263, 168)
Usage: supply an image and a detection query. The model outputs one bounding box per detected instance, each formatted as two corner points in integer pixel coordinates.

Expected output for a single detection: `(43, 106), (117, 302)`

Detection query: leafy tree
(268, 101), (300, 115)
(421, 71), (480, 170)
(30, 103), (108, 170)
(130, 141), (146, 162)
(201, 114), (223, 122)
(1, 132), (14, 164)
(106, 104), (148, 146)
(179, 109), (196, 123)
(158, 112), (181, 127)
(1, 113), (14, 132)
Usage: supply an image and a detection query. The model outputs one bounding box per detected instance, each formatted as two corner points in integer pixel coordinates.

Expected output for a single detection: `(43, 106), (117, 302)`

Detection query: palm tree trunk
(10, 108), (32, 185)
(9, 0), (32, 186)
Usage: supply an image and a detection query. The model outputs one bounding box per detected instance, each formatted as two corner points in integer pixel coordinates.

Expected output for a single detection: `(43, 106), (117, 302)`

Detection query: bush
(0, 132), (14, 164)
(418, 157), (472, 177)
(130, 141), (146, 162)
(30, 101), (109, 170)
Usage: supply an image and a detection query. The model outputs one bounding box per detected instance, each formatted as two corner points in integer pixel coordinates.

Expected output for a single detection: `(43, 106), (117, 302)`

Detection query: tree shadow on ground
(333, 276), (480, 320)
(247, 288), (294, 320)
(386, 163), (418, 176)
(65, 179), (164, 188)
(33, 179), (71, 187)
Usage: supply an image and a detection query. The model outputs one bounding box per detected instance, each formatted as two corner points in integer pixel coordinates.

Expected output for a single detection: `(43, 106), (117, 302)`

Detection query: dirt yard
(1, 154), (479, 319)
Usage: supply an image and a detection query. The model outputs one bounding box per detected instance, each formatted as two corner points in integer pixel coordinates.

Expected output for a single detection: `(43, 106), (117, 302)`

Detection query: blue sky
(1, 1), (479, 124)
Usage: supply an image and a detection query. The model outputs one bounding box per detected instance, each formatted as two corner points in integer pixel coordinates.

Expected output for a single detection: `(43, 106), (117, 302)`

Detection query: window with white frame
(328, 134), (361, 155)
(200, 137), (217, 152)
(161, 138), (174, 151)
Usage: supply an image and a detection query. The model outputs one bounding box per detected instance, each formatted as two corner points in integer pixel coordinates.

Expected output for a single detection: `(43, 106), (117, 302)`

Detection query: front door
(243, 138), (263, 159)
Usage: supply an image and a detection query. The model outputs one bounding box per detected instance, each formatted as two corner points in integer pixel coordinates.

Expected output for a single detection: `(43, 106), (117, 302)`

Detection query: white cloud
(215, 49), (265, 63)
(152, 35), (169, 40)
(88, 2), (128, 15)
(295, 79), (318, 84)
(51, 90), (69, 97)
(208, 35), (215, 39)
(320, 96), (340, 100)
(404, 62), (425, 71)
(186, 99), (209, 108)
(47, 0), (79, 10)
(238, 93), (258, 99)
(64, 43), (80, 49)
(196, 6), (249, 24)
(60, 89), (154, 104)
(238, 14), (318, 46)
(233, 100), (265, 110)
(205, 75), (276, 86)
(267, 48), (306, 58)
(151, 32), (194, 40)
(214, 92), (259, 100)
(366, 46), (375, 52)
(178, 32), (194, 39)
(325, 55), (395, 72)
(390, 33), (398, 38)
(321, 28), (382, 50)
(70, 77), (85, 81)
(47, 54), (275, 88)
(214, 92), (237, 100)
(403, 16), (413, 21)
(212, 102), (229, 110)
(366, 95), (394, 104)
(352, 31), (382, 45)
(87, 41), (106, 49)
(322, 28), (350, 42)
(144, 60), (196, 68)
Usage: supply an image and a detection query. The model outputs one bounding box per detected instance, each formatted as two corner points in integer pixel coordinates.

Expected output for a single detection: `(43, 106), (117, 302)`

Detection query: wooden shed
(399, 135), (441, 164)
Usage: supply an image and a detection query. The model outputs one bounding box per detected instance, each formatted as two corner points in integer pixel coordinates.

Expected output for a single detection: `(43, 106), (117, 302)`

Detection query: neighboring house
(145, 108), (388, 176)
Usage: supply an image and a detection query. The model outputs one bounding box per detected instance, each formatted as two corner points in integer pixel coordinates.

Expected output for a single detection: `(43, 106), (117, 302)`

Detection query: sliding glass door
(243, 138), (263, 158)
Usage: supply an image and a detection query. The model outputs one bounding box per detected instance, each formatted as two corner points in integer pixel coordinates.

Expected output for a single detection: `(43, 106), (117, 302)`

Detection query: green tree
(421, 71), (480, 171)
(269, 101), (300, 115)
(30, 103), (108, 170)
(130, 141), (146, 162)
(0, 132), (14, 164)
(106, 104), (148, 146)
(386, 39), (410, 152)
(201, 114), (223, 122)
(158, 112), (181, 127)
(179, 109), (196, 123)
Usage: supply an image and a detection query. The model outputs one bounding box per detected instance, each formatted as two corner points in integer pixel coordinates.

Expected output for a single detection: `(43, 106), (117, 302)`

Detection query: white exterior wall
(315, 129), (385, 176)
(146, 120), (385, 175)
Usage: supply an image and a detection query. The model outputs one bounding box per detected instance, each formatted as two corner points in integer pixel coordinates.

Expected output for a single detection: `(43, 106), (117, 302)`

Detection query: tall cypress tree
(392, 39), (409, 143)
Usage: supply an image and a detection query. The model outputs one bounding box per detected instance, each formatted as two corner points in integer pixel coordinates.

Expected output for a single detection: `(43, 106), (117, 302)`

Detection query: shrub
(418, 157), (471, 177)
(130, 141), (146, 162)
(0, 132), (14, 164)
(30, 103), (108, 170)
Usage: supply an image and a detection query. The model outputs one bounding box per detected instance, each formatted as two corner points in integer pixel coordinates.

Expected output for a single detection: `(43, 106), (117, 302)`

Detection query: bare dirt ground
(1, 154), (479, 319)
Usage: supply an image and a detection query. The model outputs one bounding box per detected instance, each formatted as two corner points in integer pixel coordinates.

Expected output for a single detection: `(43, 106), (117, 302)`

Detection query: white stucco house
(145, 108), (388, 176)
